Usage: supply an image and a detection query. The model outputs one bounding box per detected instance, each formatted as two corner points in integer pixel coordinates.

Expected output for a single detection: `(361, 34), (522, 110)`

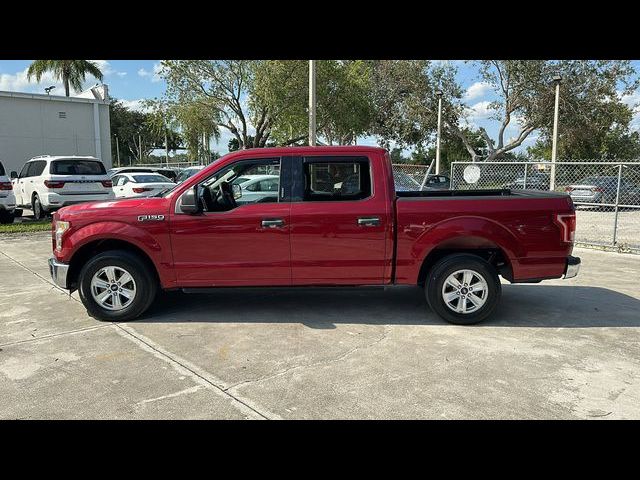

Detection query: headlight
(54, 220), (70, 252)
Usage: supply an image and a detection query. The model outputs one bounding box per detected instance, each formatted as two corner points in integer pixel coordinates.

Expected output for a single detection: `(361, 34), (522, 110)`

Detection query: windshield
(132, 174), (172, 183)
(51, 159), (106, 175)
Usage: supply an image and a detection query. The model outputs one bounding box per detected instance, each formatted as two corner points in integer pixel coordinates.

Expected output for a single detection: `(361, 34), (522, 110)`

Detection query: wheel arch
(67, 238), (160, 291)
(416, 239), (514, 287)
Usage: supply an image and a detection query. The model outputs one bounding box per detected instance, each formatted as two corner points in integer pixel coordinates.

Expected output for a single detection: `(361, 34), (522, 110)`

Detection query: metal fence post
(450, 162), (456, 190)
(612, 163), (623, 246)
(523, 164), (528, 189)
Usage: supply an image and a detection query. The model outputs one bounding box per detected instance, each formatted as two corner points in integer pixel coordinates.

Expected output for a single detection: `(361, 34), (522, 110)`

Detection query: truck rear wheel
(425, 254), (501, 325)
(78, 250), (158, 322)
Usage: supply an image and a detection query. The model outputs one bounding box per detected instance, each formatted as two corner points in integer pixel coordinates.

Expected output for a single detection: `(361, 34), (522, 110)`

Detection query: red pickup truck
(49, 146), (580, 325)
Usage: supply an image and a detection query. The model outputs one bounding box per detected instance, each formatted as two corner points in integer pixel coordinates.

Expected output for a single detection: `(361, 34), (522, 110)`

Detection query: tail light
(564, 186), (573, 192)
(133, 187), (152, 193)
(592, 187), (604, 192)
(554, 213), (576, 244)
(101, 180), (113, 188)
(44, 180), (66, 189)
(0, 181), (12, 190)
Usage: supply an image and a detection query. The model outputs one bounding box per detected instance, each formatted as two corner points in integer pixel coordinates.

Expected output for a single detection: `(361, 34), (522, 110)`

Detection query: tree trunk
(64, 77), (70, 97)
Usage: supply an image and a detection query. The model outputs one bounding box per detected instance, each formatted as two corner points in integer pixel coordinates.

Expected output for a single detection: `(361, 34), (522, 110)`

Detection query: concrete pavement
(1, 232), (639, 419)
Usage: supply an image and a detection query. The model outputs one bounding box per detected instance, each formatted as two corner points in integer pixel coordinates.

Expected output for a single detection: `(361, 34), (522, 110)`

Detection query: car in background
(176, 166), (205, 183)
(111, 172), (176, 198)
(504, 172), (550, 190)
(0, 160), (16, 224)
(108, 166), (179, 182)
(564, 176), (639, 205)
(12, 155), (114, 220)
(394, 170), (450, 191)
(231, 174), (280, 203)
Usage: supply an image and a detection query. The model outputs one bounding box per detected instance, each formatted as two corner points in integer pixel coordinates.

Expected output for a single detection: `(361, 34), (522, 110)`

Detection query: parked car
(231, 174), (280, 203)
(0, 160), (16, 224)
(12, 156), (114, 220)
(564, 176), (638, 205)
(394, 171), (450, 191)
(504, 172), (550, 190)
(48, 146), (579, 326)
(108, 167), (179, 182)
(176, 166), (205, 183)
(111, 173), (176, 198)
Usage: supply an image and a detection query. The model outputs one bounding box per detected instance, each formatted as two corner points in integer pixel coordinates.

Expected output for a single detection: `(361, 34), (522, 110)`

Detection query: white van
(0, 159), (16, 224)
(12, 155), (115, 219)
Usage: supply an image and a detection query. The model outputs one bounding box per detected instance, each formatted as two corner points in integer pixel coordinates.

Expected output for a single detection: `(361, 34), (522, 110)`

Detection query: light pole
(114, 134), (120, 167)
(550, 75), (562, 190)
(435, 90), (443, 174)
(45, 86), (56, 95)
(309, 60), (317, 146)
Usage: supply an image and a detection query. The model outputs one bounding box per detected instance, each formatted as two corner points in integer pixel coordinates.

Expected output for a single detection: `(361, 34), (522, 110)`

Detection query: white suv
(0, 160), (16, 224)
(12, 155), (115, 219)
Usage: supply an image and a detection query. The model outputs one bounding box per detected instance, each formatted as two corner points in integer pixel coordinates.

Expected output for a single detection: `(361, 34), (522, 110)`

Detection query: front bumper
(48, 257), (70, 289)
(563, 255), (581, 279)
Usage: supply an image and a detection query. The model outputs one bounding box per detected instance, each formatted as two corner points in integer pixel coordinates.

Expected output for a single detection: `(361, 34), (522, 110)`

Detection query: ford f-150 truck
(48, 146), (580, 325)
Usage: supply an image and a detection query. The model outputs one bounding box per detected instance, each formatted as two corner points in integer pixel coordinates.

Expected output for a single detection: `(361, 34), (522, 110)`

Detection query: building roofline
(0, 90), (109, 104)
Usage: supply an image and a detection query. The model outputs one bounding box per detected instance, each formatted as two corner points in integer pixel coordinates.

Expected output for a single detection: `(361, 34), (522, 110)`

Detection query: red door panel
(290, 200), (389, 285)
(170, 202), (291, 287)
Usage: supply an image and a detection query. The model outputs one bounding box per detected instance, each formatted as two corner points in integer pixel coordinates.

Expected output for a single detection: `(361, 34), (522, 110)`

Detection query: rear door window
(27, 161), (47, 177)
(302, 157), (371, 201)
(50, 160), (106, 175)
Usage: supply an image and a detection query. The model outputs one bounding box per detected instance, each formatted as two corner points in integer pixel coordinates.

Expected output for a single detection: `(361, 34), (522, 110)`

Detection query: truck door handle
(358, 217), (380, 226)
(262, 218), (285, 228)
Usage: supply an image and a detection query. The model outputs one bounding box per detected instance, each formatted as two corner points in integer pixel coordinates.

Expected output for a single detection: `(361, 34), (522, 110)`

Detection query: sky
(2, 59), (639, 157)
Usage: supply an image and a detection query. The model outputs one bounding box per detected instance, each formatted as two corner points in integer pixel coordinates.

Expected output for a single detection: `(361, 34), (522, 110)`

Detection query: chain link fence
(392, 161), (640, 252)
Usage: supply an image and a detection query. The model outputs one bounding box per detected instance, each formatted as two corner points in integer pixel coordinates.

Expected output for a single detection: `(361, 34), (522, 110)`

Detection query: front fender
(63, 221), (163, 261)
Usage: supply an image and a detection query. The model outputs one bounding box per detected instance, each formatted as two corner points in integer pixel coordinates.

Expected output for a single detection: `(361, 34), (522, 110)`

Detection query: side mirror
(10, 171), (17, 179)
(232, 183), (242, 200)
(179, 185), (202, 214)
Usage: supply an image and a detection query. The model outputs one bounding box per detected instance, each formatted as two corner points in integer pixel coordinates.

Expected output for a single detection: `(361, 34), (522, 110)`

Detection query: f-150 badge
(138, 215), (165, 222)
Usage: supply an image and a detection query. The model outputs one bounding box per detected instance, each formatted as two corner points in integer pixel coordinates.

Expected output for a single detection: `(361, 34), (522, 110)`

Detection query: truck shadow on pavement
(139, 284), (640, 329)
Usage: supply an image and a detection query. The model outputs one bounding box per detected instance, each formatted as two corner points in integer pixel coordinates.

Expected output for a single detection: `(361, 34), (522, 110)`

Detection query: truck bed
(393, 189), (576, 284)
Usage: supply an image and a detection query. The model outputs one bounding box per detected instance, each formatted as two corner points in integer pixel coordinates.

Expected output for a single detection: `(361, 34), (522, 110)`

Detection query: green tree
(370, 60), (638, 162)
(27, 60), (104, 97)
(425, 128), (489, 172)
(109, 99), (182, 165)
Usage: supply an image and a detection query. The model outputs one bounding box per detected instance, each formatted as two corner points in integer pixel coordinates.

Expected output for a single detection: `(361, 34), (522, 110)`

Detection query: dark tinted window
(303, 158), (371, 201)
(50, 160), (106, 175)
(0, 162), (5, 176)
(27, 161), (47, 177)
(19, 163), (30, 178)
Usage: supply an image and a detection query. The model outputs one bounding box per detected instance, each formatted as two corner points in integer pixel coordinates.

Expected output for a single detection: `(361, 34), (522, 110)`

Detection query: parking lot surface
(1, 232), (639, 419)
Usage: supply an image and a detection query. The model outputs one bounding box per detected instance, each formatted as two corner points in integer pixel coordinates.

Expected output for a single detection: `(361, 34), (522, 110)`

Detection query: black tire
(0, 210), (13, 224)
(78, 250), (158, 322)
(425, 253), (501, 325)
(32, 194), (46, 220)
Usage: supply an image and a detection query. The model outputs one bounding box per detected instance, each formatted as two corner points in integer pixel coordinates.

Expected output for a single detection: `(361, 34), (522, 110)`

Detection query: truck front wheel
(425, 254), (501, 325)
(78, 250), (158, 322)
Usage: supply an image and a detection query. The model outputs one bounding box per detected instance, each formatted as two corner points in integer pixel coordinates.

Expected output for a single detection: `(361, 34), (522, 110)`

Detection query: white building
(0, 85), (112, 175)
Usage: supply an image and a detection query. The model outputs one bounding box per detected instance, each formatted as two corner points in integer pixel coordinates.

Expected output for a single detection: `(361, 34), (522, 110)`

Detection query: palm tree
(26, 60), (104, 97)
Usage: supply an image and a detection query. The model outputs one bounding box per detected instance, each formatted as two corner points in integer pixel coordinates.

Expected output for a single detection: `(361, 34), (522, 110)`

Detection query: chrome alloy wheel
(90, 266), (137, 311)
(441, 269), (488, 314)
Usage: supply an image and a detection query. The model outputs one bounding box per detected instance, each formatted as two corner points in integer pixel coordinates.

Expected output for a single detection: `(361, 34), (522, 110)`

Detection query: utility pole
(165, 130), (169, 167)
(435, 90), (443, 174)
(309, 60), (317, 146)
(550, 75), (562, 191)
(138, 134), (142, 164)
(115, 135), (120, 167)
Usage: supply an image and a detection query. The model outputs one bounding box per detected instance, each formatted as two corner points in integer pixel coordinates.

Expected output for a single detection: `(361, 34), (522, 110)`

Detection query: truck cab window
(303, 160), (371, 201)
(199, 158), (281, 212)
